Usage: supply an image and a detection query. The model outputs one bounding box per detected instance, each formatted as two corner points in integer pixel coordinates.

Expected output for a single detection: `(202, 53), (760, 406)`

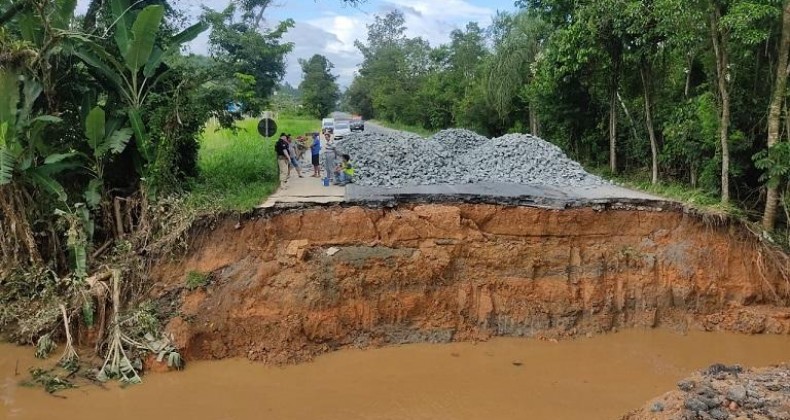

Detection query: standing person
(322, 132), (337, 183)
(310, 132), (321, 177)
(274, 133), (291, 186)
(286, 134), (303, 178)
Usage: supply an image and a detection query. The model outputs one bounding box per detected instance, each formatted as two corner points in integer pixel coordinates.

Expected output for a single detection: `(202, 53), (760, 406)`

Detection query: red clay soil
(149, 204), (790, 363)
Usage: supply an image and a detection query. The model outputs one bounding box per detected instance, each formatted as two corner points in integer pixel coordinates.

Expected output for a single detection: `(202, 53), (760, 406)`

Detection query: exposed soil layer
(150, 203), (790, 363)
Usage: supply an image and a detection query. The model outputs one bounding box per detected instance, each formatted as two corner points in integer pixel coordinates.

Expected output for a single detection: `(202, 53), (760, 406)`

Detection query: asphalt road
(330, 112), (397, 135)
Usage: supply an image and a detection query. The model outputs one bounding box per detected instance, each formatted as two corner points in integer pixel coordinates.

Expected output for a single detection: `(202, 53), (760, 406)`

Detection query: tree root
(97, 270), (142, 384)
(57, 304), (78, 368)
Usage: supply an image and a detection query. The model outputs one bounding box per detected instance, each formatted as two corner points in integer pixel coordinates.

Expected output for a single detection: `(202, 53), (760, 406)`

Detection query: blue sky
(76, 0), (518, 87)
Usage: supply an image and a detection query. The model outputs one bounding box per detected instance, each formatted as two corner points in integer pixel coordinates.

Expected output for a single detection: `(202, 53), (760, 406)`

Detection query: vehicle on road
(350, 118), (364, 132)
(333, 120), (351, 139)
(322, 118), (334, 134)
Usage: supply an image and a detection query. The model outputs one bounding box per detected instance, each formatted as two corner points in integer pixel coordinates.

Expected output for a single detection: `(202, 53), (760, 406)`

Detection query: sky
(76, 0), (518, 88)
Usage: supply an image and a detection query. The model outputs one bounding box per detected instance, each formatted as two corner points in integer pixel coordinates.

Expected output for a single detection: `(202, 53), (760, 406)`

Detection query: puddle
(2, 330), (790, 420)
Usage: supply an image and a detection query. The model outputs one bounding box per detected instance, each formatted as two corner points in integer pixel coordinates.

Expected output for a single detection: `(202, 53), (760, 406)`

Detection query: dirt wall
(150, 204), (790, 363)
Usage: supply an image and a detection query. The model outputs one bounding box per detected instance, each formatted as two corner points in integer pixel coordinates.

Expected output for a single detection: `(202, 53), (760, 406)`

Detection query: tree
(203, 0), (294, 115)
(346, 75), (375, 119)
(761, 0), (790, 230)
(709, 1), (733, 203)
(486, 12), (549, 136)
(353, 10), (420, 124)
(298, 54), (340, 118)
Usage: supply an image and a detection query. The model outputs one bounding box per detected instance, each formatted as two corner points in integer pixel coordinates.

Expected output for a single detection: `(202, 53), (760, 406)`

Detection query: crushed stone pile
(454, 134), (606, 187)
(333, 129), (606, 188)
(429, 128), (488, 154)
(333, 132), (453, 187)
(623, 364), (790, 420)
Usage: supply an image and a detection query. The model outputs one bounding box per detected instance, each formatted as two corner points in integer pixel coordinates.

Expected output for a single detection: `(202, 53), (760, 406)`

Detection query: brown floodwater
(2, 329), (790, 420)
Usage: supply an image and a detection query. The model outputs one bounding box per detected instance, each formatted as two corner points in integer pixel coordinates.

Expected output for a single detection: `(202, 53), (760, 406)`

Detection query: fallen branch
(91, 240), (114, 260)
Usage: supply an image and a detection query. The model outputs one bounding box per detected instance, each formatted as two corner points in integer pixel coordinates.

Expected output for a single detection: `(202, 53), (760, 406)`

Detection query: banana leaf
(124, 5), (165, 73)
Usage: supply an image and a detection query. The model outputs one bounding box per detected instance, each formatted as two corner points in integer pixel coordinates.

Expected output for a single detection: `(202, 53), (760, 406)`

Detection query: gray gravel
(334, 129), (607, 188)
(625, 364), (790, 420)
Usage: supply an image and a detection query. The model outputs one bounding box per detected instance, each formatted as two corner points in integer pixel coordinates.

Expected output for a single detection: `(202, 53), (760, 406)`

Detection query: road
(330, 112), (397, 135)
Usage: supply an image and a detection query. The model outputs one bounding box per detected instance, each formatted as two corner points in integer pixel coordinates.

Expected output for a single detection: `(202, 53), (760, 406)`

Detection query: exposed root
(745, 221), (790, 301)
(97, 270), (142, 384)
(57, 304), (78, 368)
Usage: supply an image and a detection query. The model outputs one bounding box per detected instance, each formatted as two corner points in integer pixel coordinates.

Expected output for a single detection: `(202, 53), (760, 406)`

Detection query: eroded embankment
(150, 203), (790, 363)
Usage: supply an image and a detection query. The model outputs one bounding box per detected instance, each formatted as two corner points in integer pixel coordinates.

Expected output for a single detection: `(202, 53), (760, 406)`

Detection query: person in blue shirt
(310, 132), (321, 177)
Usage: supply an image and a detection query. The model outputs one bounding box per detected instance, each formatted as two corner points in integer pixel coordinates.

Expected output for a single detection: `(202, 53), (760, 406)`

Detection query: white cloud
(74, 0), (500, 88)
(301, 0), (498, 87)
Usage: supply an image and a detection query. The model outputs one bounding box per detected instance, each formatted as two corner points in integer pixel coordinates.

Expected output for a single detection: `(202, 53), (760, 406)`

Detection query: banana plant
(0, 67), (78, 202)
(83, 105), (133, 207)
(72, 0), (207, 166)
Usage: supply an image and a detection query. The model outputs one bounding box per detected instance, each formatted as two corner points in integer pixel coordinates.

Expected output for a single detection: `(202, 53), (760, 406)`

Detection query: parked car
(321, 118), (334, 134)
(333, 120), (351, 139)
(350, 119), (364, 132)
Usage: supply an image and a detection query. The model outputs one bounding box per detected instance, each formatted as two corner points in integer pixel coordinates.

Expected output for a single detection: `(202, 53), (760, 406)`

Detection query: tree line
(345, 1), (790, 233)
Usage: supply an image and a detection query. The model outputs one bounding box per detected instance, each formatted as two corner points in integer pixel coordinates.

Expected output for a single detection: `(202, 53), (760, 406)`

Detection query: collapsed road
(155, 129), (790, 364)
(4, 127), (789, 420)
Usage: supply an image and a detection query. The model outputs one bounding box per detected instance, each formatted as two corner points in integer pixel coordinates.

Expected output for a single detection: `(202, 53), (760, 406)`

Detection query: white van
(322, 118), (334, 134)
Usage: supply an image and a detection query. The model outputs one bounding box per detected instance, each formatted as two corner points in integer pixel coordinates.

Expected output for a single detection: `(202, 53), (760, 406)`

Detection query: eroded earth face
(150, 204), (790, 364)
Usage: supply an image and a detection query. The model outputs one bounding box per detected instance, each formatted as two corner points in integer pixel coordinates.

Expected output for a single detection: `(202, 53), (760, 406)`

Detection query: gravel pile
(454, 134), (606, 187)
(623, 364), (790, 420)
(333, 129), (606, 188)
(429, 129), (488, 154)
(334, 132), (453, 187)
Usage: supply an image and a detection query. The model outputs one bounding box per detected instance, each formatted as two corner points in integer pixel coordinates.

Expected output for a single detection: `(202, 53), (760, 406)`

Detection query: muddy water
(2, 330), (790, 420)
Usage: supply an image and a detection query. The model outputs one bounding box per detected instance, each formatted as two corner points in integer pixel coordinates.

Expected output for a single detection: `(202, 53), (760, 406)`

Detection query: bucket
(322, 177), (330, 187)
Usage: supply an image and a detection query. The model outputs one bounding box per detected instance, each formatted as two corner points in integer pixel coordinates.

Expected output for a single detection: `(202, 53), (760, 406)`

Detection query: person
(296, 135), (308, 159)
(310, 132), (321, 177)
(274, 133), (291, 186)
(336, 154), (354, 185)
(286, 134), (303, 178)
(322, 132), (336, 183)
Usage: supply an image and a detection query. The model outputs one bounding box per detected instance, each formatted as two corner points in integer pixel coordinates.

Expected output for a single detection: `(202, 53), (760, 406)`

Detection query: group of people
(274, 132), (354, 187)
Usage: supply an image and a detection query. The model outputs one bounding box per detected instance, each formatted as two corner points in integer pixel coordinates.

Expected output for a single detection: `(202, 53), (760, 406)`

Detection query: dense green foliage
(0, 0), (296, 379)
(346, 3), (790, 232)
(298, 54), (340, 118)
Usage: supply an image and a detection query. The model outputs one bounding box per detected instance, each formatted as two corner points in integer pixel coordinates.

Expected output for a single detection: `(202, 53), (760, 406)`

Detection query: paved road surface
(261, 113), (664, 208)
(330, 112), (396, 135)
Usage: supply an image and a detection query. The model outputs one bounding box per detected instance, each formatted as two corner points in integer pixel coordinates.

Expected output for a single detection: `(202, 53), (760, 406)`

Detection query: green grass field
(187, 115), (320, 212)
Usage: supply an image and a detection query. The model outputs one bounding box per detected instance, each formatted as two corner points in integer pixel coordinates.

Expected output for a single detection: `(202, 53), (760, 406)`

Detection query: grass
(185, 271), (209, 290)
(370, 119), (438, 137)
(187, 114), (320, 212)
(590, 166), (744, 216)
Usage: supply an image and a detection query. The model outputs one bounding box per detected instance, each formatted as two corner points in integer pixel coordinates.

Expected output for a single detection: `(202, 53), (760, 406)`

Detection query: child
(335, 154), (354, 185)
